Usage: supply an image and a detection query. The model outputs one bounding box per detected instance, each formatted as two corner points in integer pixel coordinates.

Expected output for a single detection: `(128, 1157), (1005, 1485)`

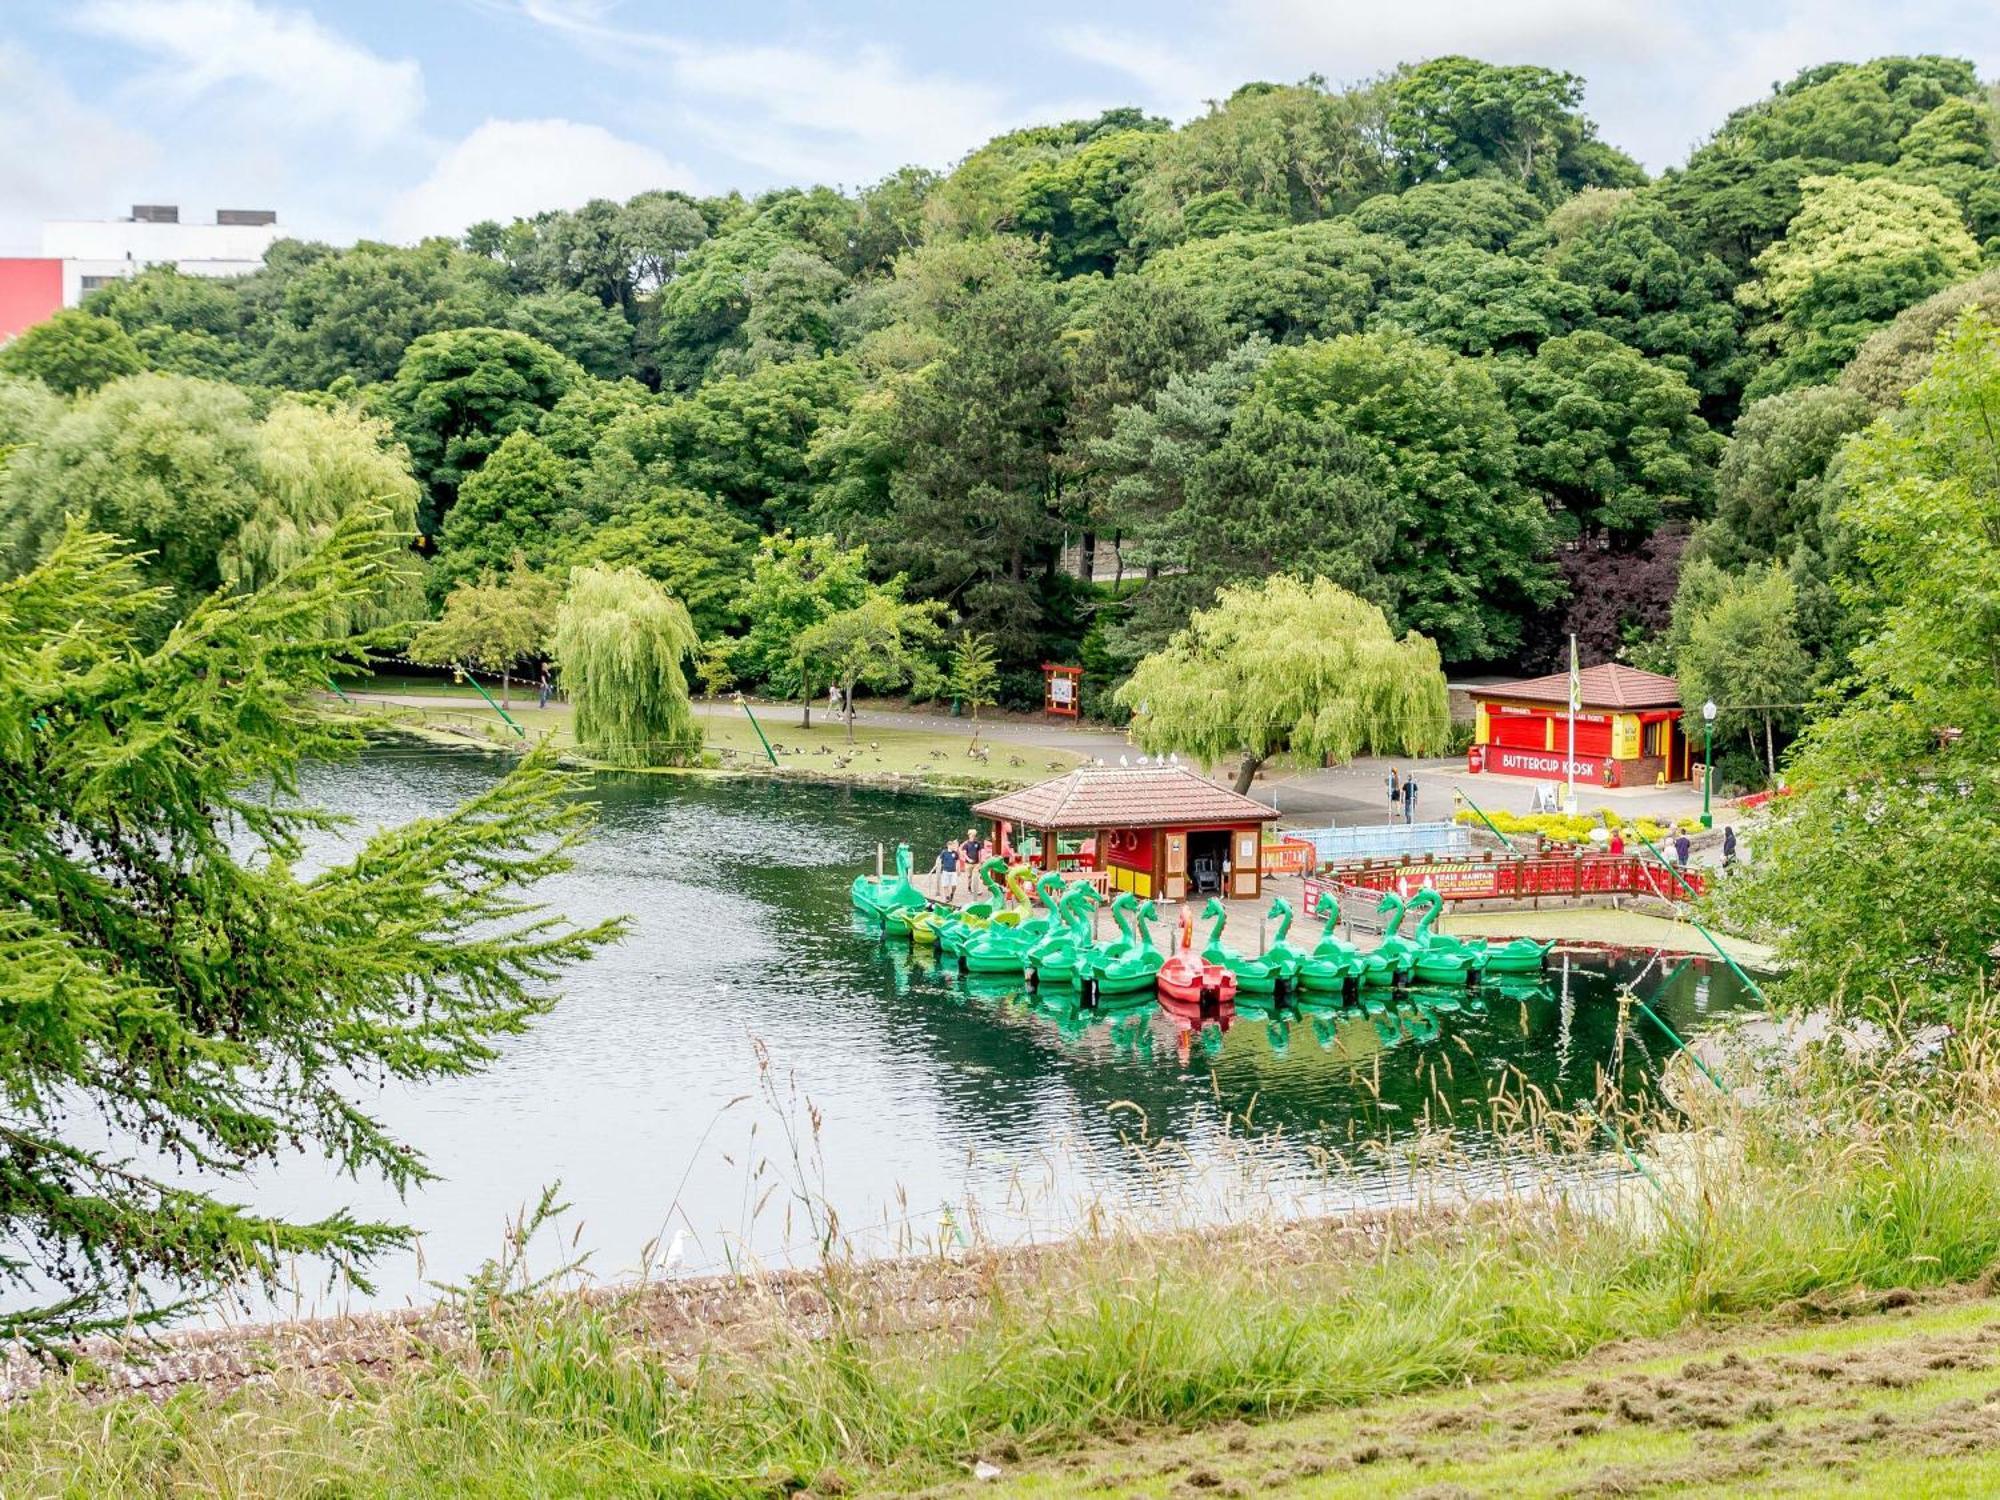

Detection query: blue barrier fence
(1287, 820), (1471, 865)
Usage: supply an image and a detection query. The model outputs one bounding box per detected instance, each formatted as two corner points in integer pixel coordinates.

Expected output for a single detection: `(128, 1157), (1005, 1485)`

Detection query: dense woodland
(5, 53), (2000, 785)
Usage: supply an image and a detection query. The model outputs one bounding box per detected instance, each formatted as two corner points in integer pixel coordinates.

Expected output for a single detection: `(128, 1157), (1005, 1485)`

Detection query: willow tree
(550, 564), (702, 766)
(1116, 574), (1449, 792)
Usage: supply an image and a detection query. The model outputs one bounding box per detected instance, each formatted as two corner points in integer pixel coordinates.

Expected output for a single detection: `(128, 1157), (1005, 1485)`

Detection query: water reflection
(178, 750), (1760, 1317)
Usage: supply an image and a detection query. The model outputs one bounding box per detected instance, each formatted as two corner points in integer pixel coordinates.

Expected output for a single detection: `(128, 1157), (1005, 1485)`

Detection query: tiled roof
(973, 764), (1279, 832)
(1477, 662), (1683, 711)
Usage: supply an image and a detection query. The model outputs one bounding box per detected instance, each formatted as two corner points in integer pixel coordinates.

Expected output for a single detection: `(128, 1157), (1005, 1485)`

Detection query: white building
(40, 205), (282, 307)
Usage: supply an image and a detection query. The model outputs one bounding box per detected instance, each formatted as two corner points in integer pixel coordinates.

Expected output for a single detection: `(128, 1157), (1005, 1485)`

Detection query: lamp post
(1700, 699), (1717, 829)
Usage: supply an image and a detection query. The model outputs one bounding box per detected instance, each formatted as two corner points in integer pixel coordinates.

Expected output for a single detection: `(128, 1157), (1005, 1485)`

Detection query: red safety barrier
(1307, 853), (1704, 908)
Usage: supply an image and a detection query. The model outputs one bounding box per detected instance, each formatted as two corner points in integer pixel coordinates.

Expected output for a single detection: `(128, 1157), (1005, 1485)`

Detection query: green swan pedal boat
(1025, 883), (1099, 988)
(1080, 894), (1164, 1006)
(1407, 888), (1551, 975)
(1297, 892), (1367, 997)
(937, 858), (1018, 956)
(1362, 893), (1420, 989)
(1199, 896), (1285, 996)
(852, 844), (927, 927)
(960, 868), (1059, 975)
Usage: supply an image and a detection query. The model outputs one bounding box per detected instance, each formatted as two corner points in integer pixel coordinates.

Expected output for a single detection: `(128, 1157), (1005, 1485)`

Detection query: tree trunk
(1764, 714), (1777, 782)
(845, 685), (857, 743)
(1078, 530), (1097, 583)
(801, 694), (811, 729)
(1111, 528), (1124, 592)
(1232, 752), (1266, 795)
(500, 667), (510, 709)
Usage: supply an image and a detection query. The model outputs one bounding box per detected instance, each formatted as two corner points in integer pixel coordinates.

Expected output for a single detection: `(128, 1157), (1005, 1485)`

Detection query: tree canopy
(1116, 575), (1450, 791)
(549, 564), (702, 766)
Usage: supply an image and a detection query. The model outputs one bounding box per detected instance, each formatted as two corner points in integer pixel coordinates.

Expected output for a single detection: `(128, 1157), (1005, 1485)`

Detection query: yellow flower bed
(1454, 808), (1671, 844)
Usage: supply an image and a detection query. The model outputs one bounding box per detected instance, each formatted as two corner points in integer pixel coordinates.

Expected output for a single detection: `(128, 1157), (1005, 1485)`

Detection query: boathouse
(1468, 663), (1688, 788)
(973, 764), (1280, 902)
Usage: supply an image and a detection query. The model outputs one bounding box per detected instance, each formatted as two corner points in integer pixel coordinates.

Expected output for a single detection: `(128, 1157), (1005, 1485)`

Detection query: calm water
(182, 750), (1760, 1316)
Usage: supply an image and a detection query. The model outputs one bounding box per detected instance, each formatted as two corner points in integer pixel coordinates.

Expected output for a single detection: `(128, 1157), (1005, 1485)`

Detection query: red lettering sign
(1490, 748), (1607, 782)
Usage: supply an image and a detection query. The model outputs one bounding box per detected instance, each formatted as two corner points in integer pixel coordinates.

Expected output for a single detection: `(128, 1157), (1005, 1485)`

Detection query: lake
(194, 748), (1762, 1318)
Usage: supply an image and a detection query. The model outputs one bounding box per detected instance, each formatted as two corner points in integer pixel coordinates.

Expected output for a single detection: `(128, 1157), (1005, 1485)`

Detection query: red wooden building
(1469, 663), (1689, 787)
(973, 764), (1279, 902)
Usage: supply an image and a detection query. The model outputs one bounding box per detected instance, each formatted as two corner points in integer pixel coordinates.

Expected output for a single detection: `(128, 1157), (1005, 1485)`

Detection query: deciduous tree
(0, 309), (143, 394)
(407, 564), (559, 706)
(549, 565), (701, 766)
(1116, 575), (1450, 792)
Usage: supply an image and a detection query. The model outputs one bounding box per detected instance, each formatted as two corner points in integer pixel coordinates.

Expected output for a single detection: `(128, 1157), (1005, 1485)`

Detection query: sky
(3, 0), (1998, 254)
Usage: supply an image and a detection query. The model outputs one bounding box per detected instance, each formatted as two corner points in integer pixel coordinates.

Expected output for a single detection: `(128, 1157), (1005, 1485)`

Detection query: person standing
(536, 664), (553, 709)
(1386, 767), (1401, 820)
(1674, 829), (1692, 869)
(1608, 828), (1625, 856)
(1402, 776), (1418, 824)
(1722, 826), (1738, 869)
(935, 841), (961, 903)
(961, 827), (985, 869)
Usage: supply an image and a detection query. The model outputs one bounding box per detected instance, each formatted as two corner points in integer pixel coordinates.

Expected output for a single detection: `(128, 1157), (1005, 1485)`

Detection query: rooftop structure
(974, 764), (1278, 902)
(35, 205), (281, 310)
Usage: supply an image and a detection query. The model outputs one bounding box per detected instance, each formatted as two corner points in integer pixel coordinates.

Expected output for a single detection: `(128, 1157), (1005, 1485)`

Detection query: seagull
(664, 1228), (685, 1272)
(1119, 755), (1129, 766)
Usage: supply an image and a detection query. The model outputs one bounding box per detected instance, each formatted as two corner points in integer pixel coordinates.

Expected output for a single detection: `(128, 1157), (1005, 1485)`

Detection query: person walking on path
(1402, 776), (1419, 824)
(1722, 826), (1737, 869)
(1674, 830), (1692, 869)
(536, 665), (553, 710)
(1387, 768), (1401, 817)
(935, 841), (962, 903)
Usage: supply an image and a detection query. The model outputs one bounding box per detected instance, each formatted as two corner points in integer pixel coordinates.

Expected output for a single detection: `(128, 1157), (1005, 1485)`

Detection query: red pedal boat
(1156, 950), (1239, 1006)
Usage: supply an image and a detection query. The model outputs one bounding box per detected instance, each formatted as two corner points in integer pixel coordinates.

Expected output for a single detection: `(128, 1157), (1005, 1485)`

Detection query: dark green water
(223, 749), (1760, 1315)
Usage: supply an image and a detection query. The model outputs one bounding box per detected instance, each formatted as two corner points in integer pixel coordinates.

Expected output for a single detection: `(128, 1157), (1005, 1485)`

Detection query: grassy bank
(7, 1021), (2000, 1497)
(328, 689), (1085, 792)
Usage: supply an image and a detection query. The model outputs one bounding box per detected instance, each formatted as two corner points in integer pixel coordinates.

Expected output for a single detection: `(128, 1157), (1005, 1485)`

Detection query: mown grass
(8, 1012), (2000, 1497)
(336, 689), (1082, 790)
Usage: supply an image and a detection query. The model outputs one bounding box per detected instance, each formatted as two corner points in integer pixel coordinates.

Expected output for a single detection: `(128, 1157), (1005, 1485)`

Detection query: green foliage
(1840, 268), (2000, 408)
(1546, 198), (1747, 399)
(729, 532), (880, 701)
(1674, 561), (1813, 779)
(1011, 127), (1163, 277)
(1124, 79), (1393, 251)
(0, 373), (264, 622)
(0, 376), (62, 460)
(1349, 176), (1546, 251)
(0, 309), (143, 394)
(225, 399), (425, 631)
(1743, 175), (1981, 395)
(563, 486), (755, 639)
(1252, 331), (1558, 660)
(1117, 574), (1449, 790)
(501, 289), (635, 379)
(549, 565), (702, 766)
(1375, 242), (1588, 355)
(796, 593), (949, 738)
(948, 630), (1000, 721)
(1141, 220), (1407, 344)
(876, 245), (1068, 658)
(1704, 384), (1872, 567)
(1385, 56), (1645, 200)
(1698, 56), (1983, 170)
(377, 327), (582, 531)
(0, 512), (618, 1338)
(253, 239), (508, 390)
(433, 429), (584, 598)
(1497, 331), (1721, 538)
(1719, 313), (2000, 1019)
(408, 564), (559, 702)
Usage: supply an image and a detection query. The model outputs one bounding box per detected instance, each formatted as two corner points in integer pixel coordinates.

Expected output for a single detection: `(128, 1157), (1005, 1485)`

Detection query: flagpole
(1566, 633), (1578, 815)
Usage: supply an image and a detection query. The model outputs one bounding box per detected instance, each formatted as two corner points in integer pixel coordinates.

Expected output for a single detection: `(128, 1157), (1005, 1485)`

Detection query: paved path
(339, 691), (1720, 829)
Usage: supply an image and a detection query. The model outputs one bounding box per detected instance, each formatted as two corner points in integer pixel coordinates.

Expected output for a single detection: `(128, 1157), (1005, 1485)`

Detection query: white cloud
(1056, 25), (1224, 119)
(0, 43), (159, 253)
(1222, 0), (1685, 74)
(385, 118), (698, 241)
(71, 0), (424, 147)
(491, 1), (1048, 184)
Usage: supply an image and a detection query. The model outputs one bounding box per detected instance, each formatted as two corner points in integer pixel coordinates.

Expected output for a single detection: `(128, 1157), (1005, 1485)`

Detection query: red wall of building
(0, 259), (63, 341)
